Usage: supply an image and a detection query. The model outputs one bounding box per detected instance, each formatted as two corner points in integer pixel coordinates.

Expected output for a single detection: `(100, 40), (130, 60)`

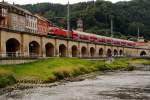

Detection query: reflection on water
(0, 65), (150, 100)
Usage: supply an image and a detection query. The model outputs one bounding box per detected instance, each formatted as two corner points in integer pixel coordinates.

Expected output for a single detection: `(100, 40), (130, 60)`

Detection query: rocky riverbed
(0, 65), (150, 100)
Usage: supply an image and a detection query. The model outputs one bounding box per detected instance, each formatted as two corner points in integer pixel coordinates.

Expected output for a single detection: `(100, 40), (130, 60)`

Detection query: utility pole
(67, 0), (70, 38)
(67, 0), (70, 57)
(137, 27), (140, 41)
(93, 0), (95, 6)
(105, 13), (108, 35)
(110, 17), (113, 38)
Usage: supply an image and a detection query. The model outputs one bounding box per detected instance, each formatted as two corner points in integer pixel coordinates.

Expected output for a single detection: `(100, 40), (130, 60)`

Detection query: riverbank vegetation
(0, 58), (149, 88)
(131, 58), (150, 65)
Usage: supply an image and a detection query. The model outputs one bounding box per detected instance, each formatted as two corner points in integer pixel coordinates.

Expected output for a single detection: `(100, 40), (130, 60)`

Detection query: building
(36, 15), (49, 36)
(0, 2), (26, 32)
(76, 19), (83, 32)
(25, 12), (37, 33)
(137, 36), (145, 42)
(0, 2), (38, 33)
(9, 12), (26, 32)
(0, 2), (8, 28)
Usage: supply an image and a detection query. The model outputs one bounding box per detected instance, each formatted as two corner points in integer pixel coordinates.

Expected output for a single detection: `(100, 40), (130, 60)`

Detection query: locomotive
(49, 26), (136, 47)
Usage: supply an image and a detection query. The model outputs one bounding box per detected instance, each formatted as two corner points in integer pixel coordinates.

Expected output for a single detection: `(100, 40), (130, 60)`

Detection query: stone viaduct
(0, 28), (150, 58)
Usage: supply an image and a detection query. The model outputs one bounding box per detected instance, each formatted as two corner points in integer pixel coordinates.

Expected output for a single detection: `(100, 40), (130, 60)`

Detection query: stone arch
(72, 45), (78, 57)
(59, 44), (67, 57)
(29, 41), (40, 57)
(90, 47), (95, 57)
(119, 50), (123, 56)
(45, 43), (54, 57)
(107, 49), (112, 57)
(114, 49), (118, 56)
(6, 38), (20, 57)
(99, 48), (104, 57)
(81, 46), (87, 57)
(140, 51), (147, 56)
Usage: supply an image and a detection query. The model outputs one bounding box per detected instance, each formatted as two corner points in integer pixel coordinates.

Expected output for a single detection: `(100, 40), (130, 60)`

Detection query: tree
(128, 22), (144, 36)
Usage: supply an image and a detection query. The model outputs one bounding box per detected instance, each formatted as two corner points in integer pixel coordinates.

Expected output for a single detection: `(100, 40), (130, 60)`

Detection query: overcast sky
(2, 0), (131, 5)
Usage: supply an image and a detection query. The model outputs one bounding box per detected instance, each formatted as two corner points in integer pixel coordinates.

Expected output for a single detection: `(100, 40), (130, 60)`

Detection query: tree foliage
(21, 0), (150, 40)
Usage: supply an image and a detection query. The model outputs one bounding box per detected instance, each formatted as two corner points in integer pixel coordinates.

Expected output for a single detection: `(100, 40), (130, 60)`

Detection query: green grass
(0, 58), (149, 88)
(129, 58), (150, 65)
(0, 58), (101, 81)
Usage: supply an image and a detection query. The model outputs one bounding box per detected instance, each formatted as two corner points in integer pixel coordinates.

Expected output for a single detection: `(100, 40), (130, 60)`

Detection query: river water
(0, 65), (150, 100)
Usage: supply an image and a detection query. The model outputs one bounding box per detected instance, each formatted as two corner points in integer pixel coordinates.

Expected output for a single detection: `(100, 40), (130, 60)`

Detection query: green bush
(62, 70), (71, 78)
(79, 67), (90, 74)
(0, 74), (16, 88)
(126, 65), (135, 71)
(72, 68), (82, 77)
(0, 77), (9, 88)
(53, 71), (65, 80)
(7, 75), (16, 85)
(53, 68), (73, 80)
(95, 63), (108, 71)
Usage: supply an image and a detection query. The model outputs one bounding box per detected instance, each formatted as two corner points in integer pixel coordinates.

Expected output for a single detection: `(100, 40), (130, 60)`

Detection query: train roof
(78, 30), (135, 42)
(73, 30), (95, 36)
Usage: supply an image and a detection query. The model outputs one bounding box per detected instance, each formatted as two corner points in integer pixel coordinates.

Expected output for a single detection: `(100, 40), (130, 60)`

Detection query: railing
(0, 52), (149, 65)
(0, 52), (24, 58)
(0, 52), (41, 59)
(0, 52), (41, 65)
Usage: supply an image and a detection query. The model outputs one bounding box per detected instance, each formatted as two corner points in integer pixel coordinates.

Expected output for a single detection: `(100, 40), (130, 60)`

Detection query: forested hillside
(21, 0), (150, 40)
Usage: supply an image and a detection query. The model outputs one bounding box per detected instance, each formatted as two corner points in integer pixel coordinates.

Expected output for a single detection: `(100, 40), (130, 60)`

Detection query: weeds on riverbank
(0, 58), (149, 88)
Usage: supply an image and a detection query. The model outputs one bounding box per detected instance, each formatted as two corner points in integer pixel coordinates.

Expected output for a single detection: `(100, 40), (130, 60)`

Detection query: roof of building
(35, 14), (49, 22)
(0, 2), (32, 15)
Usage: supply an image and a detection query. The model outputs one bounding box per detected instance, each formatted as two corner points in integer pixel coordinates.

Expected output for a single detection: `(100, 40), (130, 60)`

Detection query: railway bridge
(0, 28), (150, 58)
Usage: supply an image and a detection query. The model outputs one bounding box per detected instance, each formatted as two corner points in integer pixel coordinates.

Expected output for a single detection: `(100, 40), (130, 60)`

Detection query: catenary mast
(67, 0), (70, 38)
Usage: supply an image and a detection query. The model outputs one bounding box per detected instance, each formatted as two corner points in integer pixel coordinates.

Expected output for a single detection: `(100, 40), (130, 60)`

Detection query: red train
(49, 27), (136, 47)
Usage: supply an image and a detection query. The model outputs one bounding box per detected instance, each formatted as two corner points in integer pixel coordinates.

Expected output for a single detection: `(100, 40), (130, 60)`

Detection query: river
(0, 65), (150, 100)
